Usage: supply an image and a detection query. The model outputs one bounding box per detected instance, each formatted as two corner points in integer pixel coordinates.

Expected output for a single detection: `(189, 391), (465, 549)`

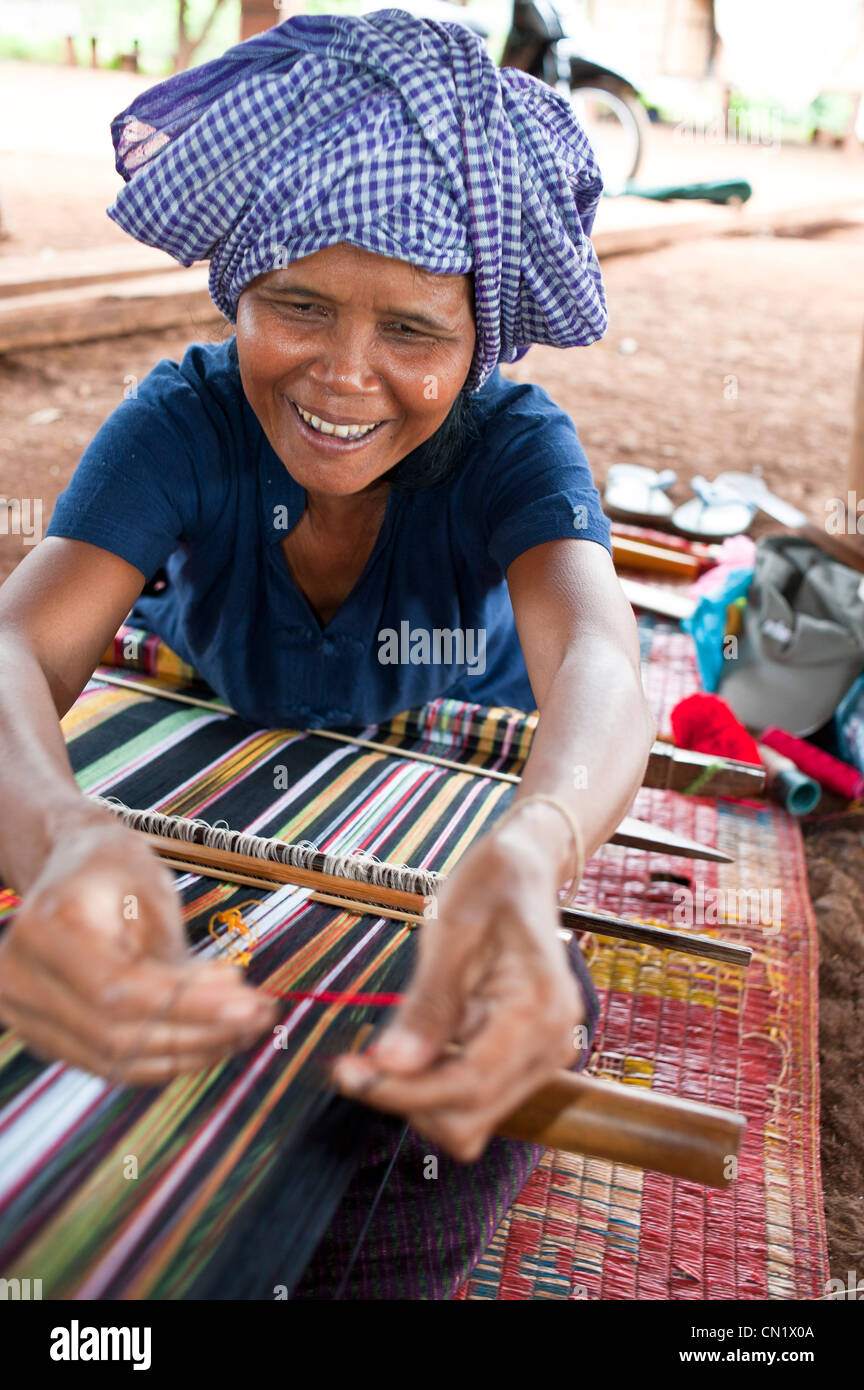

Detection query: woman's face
(236, 242), (477, 498)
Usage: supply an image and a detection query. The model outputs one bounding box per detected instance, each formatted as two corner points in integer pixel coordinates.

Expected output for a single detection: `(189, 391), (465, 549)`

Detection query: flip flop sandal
(711, 471), (769, 504)
(712, 471), (810, 530)
(603, 465), (677, 525)
(671, 475), (757, 541)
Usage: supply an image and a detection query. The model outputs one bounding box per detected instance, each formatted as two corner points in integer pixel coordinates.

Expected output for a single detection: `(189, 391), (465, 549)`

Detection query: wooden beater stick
(346, 1033), (745, 1188)
(499, 1069), (745, 1189)
(158, 856), (427, 924)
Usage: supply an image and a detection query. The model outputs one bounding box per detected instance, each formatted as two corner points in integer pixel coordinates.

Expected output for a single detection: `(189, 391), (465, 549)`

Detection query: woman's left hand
(331, 821), (585, 1161)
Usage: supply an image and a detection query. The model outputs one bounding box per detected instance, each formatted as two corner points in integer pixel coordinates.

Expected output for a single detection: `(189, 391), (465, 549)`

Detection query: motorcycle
(501, 1), (649, 190)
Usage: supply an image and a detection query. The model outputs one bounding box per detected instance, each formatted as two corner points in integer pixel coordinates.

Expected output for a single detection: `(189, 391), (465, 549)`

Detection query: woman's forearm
(0, 633), (99, 896)
(509, 635), (656, 884)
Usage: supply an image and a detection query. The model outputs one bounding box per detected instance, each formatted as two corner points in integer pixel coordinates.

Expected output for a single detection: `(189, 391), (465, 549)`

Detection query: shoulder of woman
(129, 334), (248, 449)
(46, 337), (247, 572)
(447, 368), (607, 572)
(457, 368), (590, 486)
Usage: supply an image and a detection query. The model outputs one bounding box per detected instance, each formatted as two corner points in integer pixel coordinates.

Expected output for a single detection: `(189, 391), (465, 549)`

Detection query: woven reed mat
(455, 615), (829, 1301)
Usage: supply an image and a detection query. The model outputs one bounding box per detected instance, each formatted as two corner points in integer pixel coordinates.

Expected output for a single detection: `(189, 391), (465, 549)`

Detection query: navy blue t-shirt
(46, 336), (610, 728)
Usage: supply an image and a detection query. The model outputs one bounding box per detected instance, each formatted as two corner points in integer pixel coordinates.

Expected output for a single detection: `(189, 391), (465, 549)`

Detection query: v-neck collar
(260, 440), (402, 634)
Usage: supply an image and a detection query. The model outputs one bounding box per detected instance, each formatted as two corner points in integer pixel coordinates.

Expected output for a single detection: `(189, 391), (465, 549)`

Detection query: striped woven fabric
(0, 618), (829, 1299)
(101, 621), (540, 763)
(0, 663), (562, 1299)
(103, 624), (199, 685)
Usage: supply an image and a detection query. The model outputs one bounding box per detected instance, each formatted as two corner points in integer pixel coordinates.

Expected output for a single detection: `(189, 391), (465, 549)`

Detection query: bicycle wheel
(567, 81), (646, 193)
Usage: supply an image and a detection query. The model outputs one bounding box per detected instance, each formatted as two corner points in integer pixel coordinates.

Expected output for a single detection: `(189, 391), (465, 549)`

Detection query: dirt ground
(1, 119), (864, 1288)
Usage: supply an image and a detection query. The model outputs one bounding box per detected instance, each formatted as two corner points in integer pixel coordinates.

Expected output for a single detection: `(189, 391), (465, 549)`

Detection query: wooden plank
(644, 740), (765, 796)
(619, 576), (697, 621)
(0, 244), (189, 299)
(614, 815), (732, 862)
(593, 204), (732, 259)
(612, 535), (701, 579)
(593, 197), (864, 262)
(499, 1069), (745, 1189)
(0, 268), (221, 353)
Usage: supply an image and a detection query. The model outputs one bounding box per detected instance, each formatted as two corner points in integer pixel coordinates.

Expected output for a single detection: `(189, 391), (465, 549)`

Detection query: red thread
(270, 989), (403, 1007)
(670, 692), (761, 765)
(761, 726), (864, 801)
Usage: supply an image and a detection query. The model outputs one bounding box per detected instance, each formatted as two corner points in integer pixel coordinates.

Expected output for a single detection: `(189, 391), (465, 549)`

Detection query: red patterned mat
(455, 617), (828, 1300)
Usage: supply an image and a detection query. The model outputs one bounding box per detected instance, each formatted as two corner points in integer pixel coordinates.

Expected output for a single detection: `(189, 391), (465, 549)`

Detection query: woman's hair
(384, 385), (480, 492)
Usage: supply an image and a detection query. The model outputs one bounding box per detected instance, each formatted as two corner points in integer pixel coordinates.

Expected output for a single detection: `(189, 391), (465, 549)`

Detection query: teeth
(295, 403), (379, 438)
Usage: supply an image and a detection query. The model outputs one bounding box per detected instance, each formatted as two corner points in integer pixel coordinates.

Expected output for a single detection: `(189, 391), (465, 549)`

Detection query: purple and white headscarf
(107, 8), (607, 393)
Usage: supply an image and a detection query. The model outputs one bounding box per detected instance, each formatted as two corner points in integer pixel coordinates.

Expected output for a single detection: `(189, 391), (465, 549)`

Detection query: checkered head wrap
(107, 9), (607, 393)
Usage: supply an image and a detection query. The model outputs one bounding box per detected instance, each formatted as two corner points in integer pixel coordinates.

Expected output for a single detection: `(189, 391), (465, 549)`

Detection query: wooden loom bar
(644, 740), (765, 796)
(157, 856), (428, 924)
(146, 835), (434, 908)
(312, 731), (763, 802)
(149, 834), (752, 966)
(611, 535), (701, 580)
(613, 817), (731, 862)
(499, 1070), (745, 1189)
(558, 906), (750, 966)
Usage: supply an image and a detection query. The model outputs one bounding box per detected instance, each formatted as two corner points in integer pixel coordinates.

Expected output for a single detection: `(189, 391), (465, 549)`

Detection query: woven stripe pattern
(0, 621), (829, 1298)
(0, 678), (592, 1299)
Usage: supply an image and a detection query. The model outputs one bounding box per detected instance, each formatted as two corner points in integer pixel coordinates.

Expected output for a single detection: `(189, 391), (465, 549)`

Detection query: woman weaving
(0, 12), (654, 1297)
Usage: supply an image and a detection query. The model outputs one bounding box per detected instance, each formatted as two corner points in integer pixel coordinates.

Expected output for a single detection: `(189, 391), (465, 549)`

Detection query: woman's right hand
(0, 809), (278, 1085)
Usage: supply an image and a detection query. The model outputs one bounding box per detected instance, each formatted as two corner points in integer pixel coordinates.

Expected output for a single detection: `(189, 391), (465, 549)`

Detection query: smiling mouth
(285, 397), (388, 443)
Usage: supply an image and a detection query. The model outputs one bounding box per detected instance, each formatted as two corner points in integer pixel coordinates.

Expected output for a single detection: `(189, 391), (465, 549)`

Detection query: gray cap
(719, 535), (864, 736)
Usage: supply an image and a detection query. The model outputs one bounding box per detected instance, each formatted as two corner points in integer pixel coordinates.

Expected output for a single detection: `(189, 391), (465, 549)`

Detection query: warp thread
(274, 989), (402, 1007)
(207, 901), (400, 1007)
(94, 794), (440, 896)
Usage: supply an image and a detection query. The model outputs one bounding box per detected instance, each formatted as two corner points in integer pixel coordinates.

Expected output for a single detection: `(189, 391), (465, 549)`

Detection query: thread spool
(761, 726), (864, 802)
(757, 743), (821, 815)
